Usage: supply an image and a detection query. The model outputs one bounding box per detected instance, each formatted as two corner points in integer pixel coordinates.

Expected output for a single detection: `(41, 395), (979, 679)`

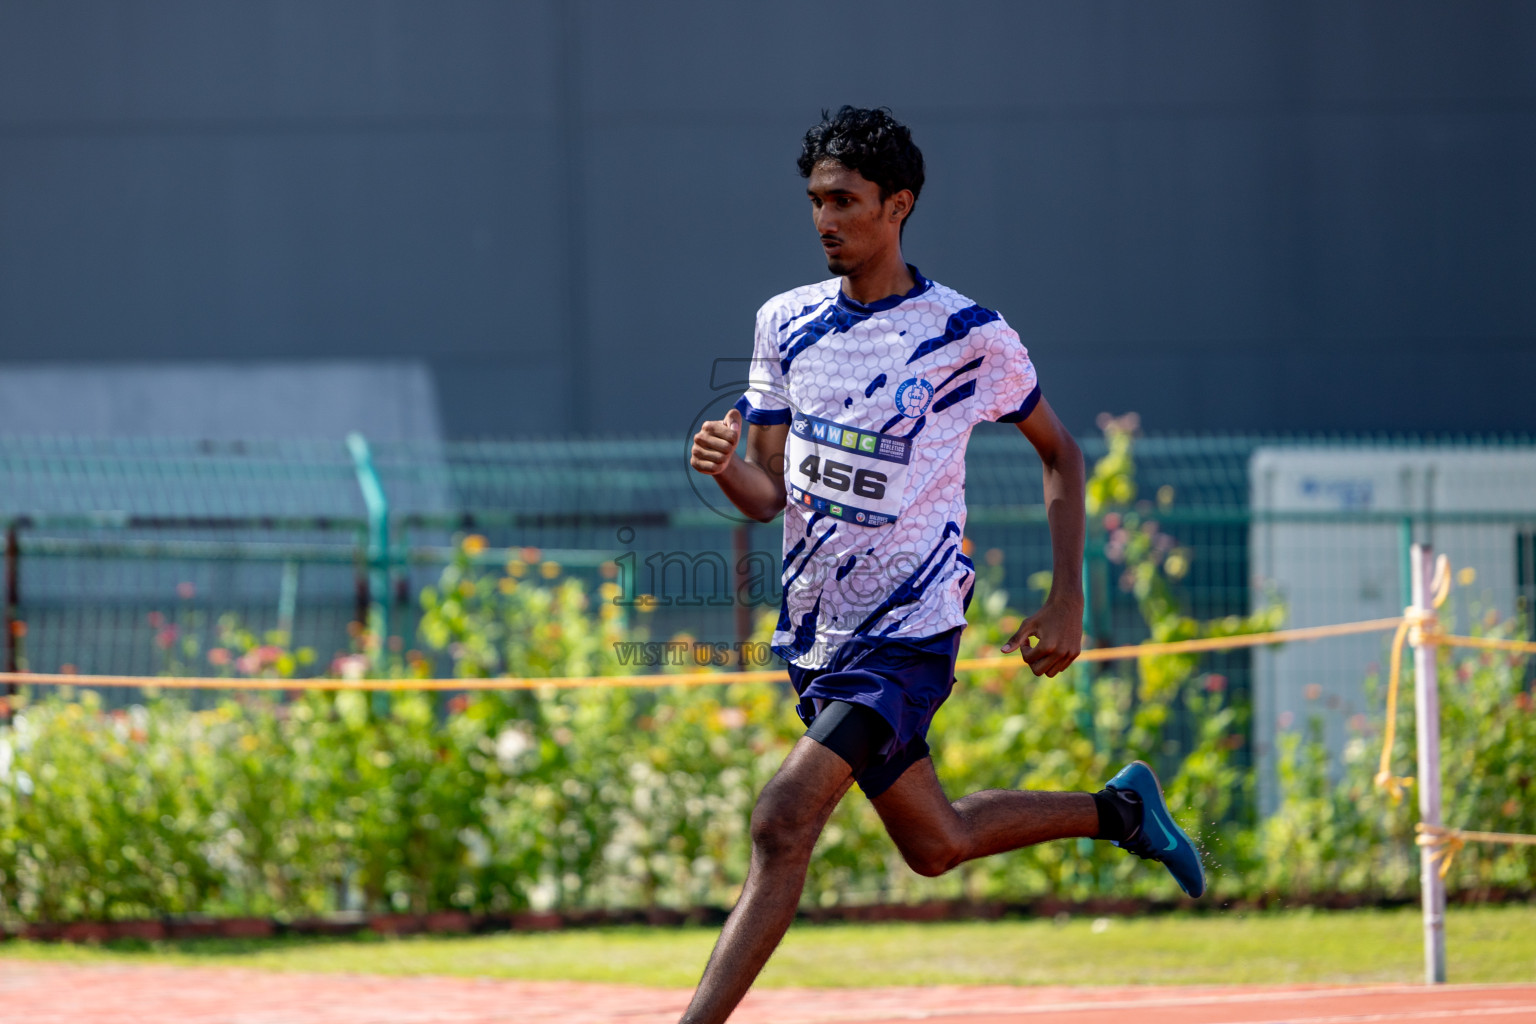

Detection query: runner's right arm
(690, 407), (789, 523)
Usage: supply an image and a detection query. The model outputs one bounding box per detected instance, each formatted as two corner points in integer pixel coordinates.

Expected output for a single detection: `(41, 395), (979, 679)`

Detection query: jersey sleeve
(734, 305), (794, 425)
(973, 320), (1041, 424)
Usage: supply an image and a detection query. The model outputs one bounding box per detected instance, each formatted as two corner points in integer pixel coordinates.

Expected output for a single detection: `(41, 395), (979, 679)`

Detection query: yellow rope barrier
(1374, 614), (1421, 802)
(0, 616), (1410, 693)
(996, 616), (1410, 666)
(0, 606), (1520, 702)
(1416, 823), (1536, 879)
(1375, 556), (1451, 802)
(0, 667), (794, 692)
(1436, 634), (1536, 655)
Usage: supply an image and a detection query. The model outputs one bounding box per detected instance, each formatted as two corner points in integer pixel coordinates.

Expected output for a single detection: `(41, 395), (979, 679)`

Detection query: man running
(686, 106), (1203, 1024)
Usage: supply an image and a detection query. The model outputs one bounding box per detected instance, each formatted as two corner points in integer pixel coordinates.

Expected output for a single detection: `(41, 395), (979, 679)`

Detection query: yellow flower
(540, 561), (561, 579)
(506, 559), (527, 578)
(499, 577), (518, 595)
(462, 534), (488, 556)
(1457, 566), (1476, 586)
(599, 582), (622, 601)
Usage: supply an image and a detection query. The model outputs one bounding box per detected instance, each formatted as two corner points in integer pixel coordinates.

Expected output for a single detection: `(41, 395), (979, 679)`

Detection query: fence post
(1074, 549), (1097, 863)
(4, 522), (18, 697)
(277, 560), (300, 642)
(1410, 543), (1447, 984)
(732, 523), (752, 669)
(1075, 550), (1096, 739)
(346, 433), (392, 683)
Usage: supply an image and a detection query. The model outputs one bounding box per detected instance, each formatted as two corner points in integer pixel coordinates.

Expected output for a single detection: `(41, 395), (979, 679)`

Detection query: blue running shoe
(1104, 760), (1206, 898)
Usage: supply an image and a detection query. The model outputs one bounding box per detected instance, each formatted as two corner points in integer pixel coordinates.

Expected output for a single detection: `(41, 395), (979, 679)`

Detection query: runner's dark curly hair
(798, 106), (925, 227)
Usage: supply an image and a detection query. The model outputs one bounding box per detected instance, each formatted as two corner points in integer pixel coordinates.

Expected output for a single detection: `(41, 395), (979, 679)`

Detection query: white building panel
(1249, 447), (1536, 814)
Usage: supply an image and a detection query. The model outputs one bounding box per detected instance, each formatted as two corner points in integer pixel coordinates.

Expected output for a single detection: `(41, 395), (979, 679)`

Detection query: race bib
(785, 413), (912, 527)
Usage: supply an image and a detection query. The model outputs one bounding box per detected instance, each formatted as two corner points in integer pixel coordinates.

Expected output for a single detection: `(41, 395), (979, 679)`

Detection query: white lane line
(1205, 1006), (1536, 1024)
(785, 987), (1536, 1024)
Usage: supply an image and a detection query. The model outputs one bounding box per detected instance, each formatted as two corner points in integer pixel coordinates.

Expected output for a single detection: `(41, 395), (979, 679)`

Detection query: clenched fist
(691, 406), (742, 476)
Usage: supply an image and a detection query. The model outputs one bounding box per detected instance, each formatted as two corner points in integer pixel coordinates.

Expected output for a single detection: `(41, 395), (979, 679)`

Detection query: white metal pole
(1411, 543), (1447, 984)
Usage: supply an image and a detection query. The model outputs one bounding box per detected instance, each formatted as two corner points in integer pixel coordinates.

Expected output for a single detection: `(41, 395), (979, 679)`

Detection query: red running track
(0, 961), (1532, 1023)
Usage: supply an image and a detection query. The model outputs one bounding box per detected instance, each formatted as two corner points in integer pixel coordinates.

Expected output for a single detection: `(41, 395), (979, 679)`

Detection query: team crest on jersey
(894, 378), (934, 418)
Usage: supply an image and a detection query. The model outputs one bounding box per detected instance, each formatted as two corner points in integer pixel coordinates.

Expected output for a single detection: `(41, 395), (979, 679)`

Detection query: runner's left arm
(1001, 396), (1085, 677)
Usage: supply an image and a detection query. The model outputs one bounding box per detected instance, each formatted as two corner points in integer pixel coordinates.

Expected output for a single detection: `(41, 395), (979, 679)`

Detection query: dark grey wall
(2, 2), (1533, 439)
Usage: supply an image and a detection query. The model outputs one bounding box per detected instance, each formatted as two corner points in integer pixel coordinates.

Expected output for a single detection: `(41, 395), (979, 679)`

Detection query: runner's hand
(1002, 593), (1083, 677)
(691, 407), (742, 476)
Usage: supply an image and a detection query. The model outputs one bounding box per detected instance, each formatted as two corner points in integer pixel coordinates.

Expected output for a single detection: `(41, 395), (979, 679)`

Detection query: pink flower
(176, 582), (196, 600)
(1204, 674), (1227, 693)
(155, 625), (180, 650)
(1304, 683), (1323, 701)
(147, 611), (165, 629)
(1103, 513), (1121, 530)
(331, 654), (368, 681)
(207, 647), (230, 667)
(1278, 711), (1295, 729)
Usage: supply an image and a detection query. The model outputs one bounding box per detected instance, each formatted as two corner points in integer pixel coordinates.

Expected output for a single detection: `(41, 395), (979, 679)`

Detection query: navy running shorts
(787, 627), (963, 797)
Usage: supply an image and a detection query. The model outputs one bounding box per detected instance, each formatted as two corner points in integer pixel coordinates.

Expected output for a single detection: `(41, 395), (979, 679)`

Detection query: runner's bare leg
(872, 757), (1098, 875)
(678, 738), (854, 1024)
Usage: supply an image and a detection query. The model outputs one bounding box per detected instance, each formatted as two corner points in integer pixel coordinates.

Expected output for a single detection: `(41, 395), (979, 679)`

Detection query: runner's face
(807, 160), (905, 277)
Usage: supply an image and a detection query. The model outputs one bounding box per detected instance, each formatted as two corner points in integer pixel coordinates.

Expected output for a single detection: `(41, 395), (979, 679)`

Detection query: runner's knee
(901, 831), (967, 877)
(748, 782), (822, 860)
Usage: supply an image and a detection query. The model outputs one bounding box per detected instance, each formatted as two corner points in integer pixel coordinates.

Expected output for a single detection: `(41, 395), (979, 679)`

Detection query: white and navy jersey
(735, 267), (1040, 668)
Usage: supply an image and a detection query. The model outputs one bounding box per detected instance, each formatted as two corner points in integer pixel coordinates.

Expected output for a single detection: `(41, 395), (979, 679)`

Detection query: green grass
(2, 906), (1533, 987)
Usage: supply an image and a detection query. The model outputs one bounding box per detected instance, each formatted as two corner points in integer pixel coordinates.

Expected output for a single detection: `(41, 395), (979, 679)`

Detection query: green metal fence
(3, 432), (1532, 692)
